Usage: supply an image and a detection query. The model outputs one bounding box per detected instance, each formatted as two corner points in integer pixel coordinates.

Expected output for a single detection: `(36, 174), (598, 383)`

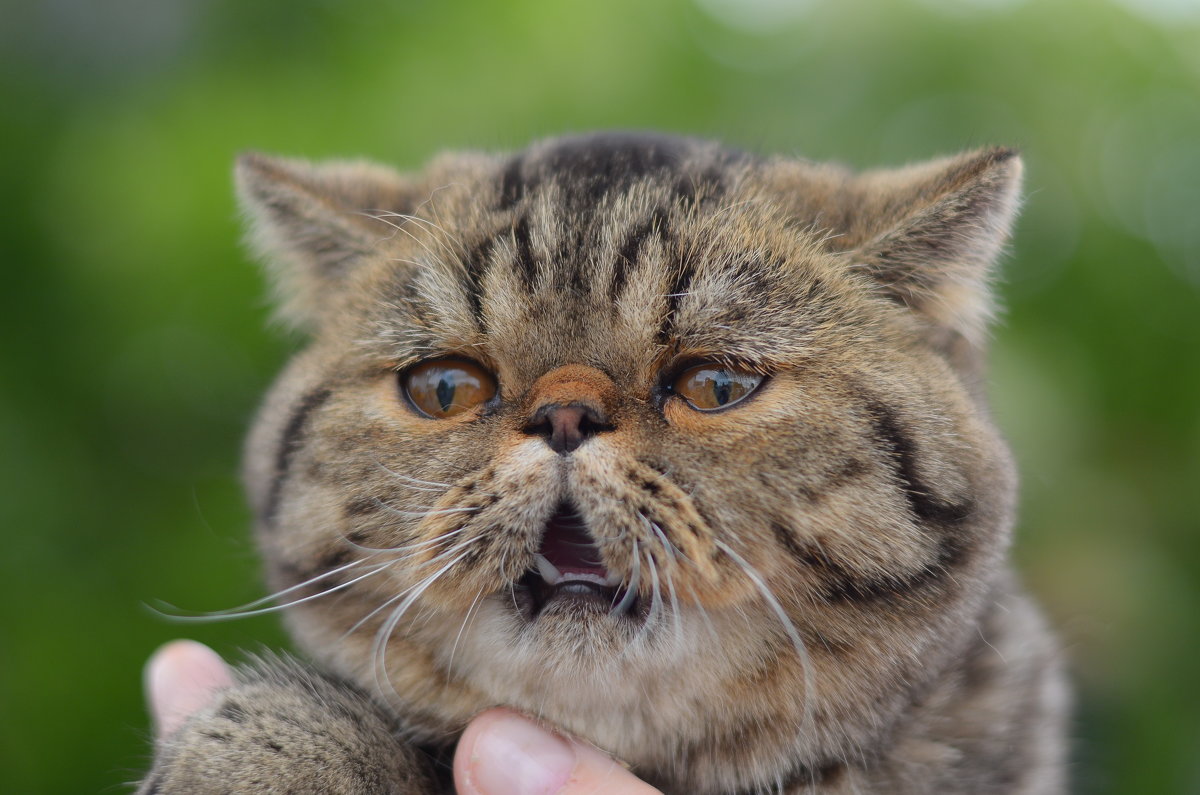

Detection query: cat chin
(437, 595), (818, 790)
(440, 594), (756, 713)
(449, 594), (688, 672)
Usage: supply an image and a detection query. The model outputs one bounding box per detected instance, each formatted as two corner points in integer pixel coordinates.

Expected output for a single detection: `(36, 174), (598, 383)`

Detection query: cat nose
(523, 402), (612, 454)
(522, 364), (619, 454)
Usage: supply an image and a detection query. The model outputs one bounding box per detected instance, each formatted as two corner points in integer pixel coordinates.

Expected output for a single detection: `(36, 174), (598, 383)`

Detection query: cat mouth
(519, 503), (641, 620)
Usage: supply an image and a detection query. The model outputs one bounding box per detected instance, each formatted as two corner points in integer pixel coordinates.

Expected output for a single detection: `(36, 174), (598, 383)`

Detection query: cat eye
(670, 364), (763, 411)
(401, 359), (497, 419)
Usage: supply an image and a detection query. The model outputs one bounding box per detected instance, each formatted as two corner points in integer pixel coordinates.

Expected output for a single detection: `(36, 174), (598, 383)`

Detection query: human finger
(143, 639), (234, 739)
(454, 708), (662, 795)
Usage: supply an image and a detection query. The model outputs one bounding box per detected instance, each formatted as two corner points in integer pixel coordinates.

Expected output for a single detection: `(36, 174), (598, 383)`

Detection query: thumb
(454, 708), (661, 795)
(144, 639), (235, 740)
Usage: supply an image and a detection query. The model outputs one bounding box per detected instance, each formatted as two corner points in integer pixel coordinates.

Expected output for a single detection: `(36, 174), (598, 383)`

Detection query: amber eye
(671, 364), (763, 411)
(402, 359), (497, 419)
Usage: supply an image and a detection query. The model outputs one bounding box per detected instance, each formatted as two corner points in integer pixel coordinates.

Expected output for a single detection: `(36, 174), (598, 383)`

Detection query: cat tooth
(604, 570), (622, 587)
(534, 554), (562, 585)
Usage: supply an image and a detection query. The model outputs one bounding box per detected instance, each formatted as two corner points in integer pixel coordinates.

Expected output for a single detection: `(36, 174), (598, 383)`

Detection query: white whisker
(343, 526), (470, 556)
(611, 539), (641, 617)
(637, 551), (664, 649)
(714, 538), (814, 736)
(347, 536), (481, 637)
(445, 588), (486, 681)
(369, 460), (454, 490)
(373, 503), (482, 519)
(358, 210), (453, 266)
(370, 544), (475, 703)
(641, 516), (686, 644)
(156, 558), (397, 622)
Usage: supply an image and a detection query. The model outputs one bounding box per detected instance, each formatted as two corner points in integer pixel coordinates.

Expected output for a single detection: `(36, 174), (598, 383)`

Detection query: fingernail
(467, 712), (576, 795)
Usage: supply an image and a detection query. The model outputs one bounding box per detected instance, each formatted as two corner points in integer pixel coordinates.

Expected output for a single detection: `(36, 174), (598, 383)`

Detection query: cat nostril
(524, 403), (612, 454)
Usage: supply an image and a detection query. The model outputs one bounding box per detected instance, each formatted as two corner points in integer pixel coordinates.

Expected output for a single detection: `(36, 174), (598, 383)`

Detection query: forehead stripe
(511, 215), (537, 290)
(611, 205), (670, 303)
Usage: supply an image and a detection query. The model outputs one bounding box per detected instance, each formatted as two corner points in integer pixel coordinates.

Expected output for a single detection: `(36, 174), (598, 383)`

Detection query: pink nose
(523, 403), (611, 454)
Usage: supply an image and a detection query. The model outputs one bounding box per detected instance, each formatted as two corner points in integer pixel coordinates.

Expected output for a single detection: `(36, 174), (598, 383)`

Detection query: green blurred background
(1, 0), (1197, 791)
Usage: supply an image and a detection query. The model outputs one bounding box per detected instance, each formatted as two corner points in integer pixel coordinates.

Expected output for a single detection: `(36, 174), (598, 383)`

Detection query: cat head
(236, 133), (1020, 791)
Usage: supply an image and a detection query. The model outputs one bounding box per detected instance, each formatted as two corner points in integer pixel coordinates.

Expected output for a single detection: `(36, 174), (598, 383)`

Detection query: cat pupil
(436, 377), (455, 412)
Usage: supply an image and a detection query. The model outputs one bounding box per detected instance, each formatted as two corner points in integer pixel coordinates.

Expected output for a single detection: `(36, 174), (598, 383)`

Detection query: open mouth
(519, 503), (639, 619)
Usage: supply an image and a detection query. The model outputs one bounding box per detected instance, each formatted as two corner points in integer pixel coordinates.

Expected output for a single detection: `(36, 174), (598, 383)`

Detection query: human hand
(144, 640), (661, 794)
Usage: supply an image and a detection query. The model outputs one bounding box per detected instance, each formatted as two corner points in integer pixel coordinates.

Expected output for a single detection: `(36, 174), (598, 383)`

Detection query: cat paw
(137, 655), (441, 794)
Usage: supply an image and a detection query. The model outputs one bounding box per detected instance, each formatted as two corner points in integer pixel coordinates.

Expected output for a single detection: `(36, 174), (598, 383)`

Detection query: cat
(139, 132), (1068, 793)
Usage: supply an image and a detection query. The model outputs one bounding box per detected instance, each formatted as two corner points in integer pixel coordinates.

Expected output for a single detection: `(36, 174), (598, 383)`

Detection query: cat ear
(849, 148), (1022, 349)
(235, 153), (415, 328)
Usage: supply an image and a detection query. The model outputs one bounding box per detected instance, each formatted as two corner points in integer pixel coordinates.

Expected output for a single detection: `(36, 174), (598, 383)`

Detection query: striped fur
(142, 133), (1067, 794)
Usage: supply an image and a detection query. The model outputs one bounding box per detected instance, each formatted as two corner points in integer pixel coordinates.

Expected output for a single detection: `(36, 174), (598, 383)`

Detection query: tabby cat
(139, 133), (1068, 793)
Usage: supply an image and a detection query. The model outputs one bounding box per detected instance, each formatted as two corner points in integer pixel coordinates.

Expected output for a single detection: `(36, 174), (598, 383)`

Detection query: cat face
(237, 133), (1021, 790)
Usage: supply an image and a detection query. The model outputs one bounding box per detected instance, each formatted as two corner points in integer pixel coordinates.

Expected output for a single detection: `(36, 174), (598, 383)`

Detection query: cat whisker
(368, 496), (479, 514)
(369, 459), (455, 490)
(371, 454), (499, 502)
(369, 208), (466, 262)
(152, 524), (487, 625)
(663, 562), (684, 649)
(369, 543), (476, 704)
(638, 550), (664, 648)
(632, 469), (703, 577)
(642, 515), (680, 572)
(443, 588), (486, 686)
(396, 531), (481, 565)
(610, 539), (641, 618)
(361, 210), (457, 266)
(507, 579), (520, 613)
(420, 200), (477, 268)
(154, 557), (398, 623)
(367, 209), (440, 232)
(642, 516), (685, 644)
(714, 539), (815, 736)
(343, 525), (471, 560)
(374, 503), (483, 519)
(496, 546), (520, 588)
(346, 535), (481, 637)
